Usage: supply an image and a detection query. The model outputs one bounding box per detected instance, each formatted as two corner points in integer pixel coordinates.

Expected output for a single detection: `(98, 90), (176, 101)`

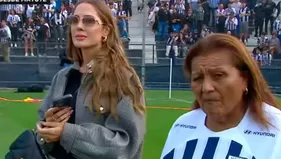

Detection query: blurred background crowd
(0, 0), (132, 62)
(146, 0), (281, 66)
(1, 0), (281, 67)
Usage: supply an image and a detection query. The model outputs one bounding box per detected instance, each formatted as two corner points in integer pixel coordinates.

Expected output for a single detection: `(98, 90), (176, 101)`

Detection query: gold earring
(244, 88), (248, 95)
(102, 36), (107, 42)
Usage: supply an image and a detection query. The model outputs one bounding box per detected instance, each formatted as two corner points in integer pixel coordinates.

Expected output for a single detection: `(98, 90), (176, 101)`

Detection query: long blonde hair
(67, 0), (145, 118)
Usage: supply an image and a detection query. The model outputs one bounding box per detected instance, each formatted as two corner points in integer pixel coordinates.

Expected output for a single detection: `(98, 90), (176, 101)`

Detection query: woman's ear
(103, 26), (110, 37)
(241, 71), (249, 89)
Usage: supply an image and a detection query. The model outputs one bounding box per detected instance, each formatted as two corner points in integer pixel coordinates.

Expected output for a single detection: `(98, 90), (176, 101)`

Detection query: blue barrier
(0, 63), (280, 92)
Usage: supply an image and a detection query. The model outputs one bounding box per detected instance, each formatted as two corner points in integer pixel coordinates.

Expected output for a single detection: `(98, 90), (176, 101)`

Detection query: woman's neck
(80, 46), (100, 67)
(205, 103), (247, 132)
(81, 50), (93, 67)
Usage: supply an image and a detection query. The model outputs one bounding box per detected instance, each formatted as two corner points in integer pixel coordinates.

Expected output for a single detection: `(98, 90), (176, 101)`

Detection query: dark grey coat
(36, 63), (146, 159)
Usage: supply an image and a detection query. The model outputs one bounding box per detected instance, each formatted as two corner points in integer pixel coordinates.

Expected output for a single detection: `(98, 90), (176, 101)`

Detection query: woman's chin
(202, 104), (224, 118)
(205, 110), (223, 118)
(73, 42), (91, 48)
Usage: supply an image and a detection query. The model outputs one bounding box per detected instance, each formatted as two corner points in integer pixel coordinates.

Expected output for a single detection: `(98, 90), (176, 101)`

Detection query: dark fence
(7, 41), (141, 57)
(3, 42), (281, 66)
(0, 61), (280, 92)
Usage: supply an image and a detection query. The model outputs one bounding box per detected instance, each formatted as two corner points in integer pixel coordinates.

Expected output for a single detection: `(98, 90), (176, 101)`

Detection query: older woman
(161, 34), (281, 159)
(35, 0), (146, 159)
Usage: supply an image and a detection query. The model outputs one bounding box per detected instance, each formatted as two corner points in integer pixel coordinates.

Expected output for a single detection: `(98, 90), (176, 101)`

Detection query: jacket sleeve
(60, 96), (146, 159)
(36, 73), (58, 153)
(37, 73), (58, 120)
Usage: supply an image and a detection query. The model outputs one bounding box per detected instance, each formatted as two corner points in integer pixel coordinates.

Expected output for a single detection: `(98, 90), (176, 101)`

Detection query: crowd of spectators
(109, 0), (132, 40)
(148, 0), (281, 66)
(252, 32), (280, 66)
(1, 0), (280, 67)
(0, 0), (132, 63)
(0, 0), (73, 58)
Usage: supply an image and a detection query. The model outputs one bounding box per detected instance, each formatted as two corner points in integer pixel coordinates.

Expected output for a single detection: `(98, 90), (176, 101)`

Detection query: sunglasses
(66, 15), (103, 26)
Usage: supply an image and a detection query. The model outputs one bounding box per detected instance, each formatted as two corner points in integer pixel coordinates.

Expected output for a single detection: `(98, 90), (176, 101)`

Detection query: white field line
(170, 98), (193, 103)
(274, 93), (281, 97)
(146, 98), (165, 101)
(146, 98), (193, 104)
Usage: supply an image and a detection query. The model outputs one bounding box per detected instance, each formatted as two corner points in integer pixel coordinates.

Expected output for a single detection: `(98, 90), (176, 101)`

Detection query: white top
(111, 8), (117, 17)
(44, 4), (55, 18)
(26, 5), (35, 18)
(161, 103), (281, 159)
(225, 17), (238, 26)
(232, 2), (242, 15)
(7, 14), (21, 24)
(113, 2), (118, 10)
(3, 25), (11, 39)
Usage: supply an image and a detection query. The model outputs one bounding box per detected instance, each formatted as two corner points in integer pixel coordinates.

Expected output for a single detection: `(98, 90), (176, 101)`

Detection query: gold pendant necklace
(80, 60), (95, 74)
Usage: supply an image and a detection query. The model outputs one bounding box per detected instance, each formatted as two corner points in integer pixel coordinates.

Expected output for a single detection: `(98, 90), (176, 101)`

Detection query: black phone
(52, 94), (73, 108)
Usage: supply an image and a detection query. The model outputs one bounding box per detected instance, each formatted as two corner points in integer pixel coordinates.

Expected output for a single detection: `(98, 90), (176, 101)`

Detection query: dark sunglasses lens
(83, 16), (96, 25)
(67, 16), (79, 24)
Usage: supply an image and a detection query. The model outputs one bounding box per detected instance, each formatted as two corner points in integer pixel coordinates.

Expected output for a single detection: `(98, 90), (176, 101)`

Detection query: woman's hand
(45, 107), (73, 122)
(37, 117), (69, 143)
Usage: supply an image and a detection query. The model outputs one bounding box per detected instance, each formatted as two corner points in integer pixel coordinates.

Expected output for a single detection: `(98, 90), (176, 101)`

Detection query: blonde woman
(36, 0), (146, 158)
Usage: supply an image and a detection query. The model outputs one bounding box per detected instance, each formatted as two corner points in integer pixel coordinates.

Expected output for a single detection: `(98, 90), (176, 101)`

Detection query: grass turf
(0, 90), (280, 159)
(0, 90), (193, 159)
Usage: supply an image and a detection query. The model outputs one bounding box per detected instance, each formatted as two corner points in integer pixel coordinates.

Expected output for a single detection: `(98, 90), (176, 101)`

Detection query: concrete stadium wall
(0, 64), (280, 91)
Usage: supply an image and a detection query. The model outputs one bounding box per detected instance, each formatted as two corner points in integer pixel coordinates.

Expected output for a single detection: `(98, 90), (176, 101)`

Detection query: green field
(1, 90), (280, 159)
(0, 90), (195, 159)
